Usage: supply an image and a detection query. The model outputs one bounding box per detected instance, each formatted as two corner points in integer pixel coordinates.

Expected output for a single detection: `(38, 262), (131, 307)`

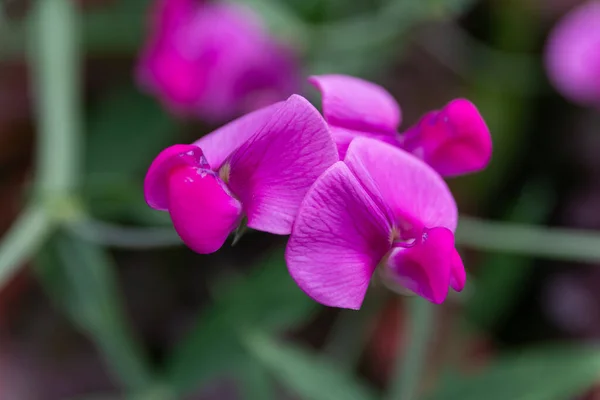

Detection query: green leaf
(166, 250), (316, 394)
(34, 231), (154, 392)
(86, 84), (176, 180)
(428, 345), (600, 400)
(244, 331), (379, 400)
(0, 205), (54, 291)
(236, 360), (276, 400)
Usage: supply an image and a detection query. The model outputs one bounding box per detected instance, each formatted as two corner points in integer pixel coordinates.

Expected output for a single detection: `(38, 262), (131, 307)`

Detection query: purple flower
(137, 0), (299, 122)
(545, 1), (600, 107)
(144, 95), (338, 253)
(286, 137), (465, 309)
(309, 75), (492, 177)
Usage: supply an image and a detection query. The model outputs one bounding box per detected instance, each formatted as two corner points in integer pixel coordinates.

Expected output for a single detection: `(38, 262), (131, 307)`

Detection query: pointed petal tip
(144, 144), (208, 210)
(450, 248), (466, 292)
(168, 166), (242, 254)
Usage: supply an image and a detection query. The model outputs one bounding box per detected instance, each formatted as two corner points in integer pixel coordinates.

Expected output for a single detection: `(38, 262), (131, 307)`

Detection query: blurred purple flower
(545, 1), (600, 107)
(137, 0), (299, 122)
(144, 95), (338, 253)
(285, 137), (466, 309)
(309, 75), (492, 177)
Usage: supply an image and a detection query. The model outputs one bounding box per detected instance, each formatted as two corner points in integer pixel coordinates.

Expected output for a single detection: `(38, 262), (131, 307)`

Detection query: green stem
(324, 291), (387, 370)
(67, 218), (181, 249)
(456, 216), (600, 263)
(30, 0), (81, 198)
(386, 298), (435, 400)
(0, 205), (53, 289)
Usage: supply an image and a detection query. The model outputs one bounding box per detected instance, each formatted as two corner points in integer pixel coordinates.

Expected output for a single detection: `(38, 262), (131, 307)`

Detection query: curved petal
(450, 248), (466, 292)
(193, 101), (284, 170)
(309, 75), (401, 134)
(383, 227), (454, 304)
(168, 166), (242, 254)
(227, 94), (338, 234)
(144, 144), (208, 211)
(344, 137), (458, 232)
(402, 99), (492, 176)
(285, 162), (392, 310)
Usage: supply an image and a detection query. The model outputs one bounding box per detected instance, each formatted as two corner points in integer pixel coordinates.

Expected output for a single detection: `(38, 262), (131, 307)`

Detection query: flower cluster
(545, 1), (600, 108)
(144, 75), (492, 309)
(137, 0), (299, 122)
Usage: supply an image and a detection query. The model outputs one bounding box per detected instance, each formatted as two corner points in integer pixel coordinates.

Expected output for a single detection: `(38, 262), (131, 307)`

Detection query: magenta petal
(385, 227), (454, 304)
(285, 162), (392, 310)
(144, 144), (208, 211)
(344, 137), (458, 232)
(168, 166), (242, 254)
(309, 75), (401, 134)
(193, 101), (283, 169)
(450, 248), (466, 292)
(403, 99), (492, 176)
(227, 95), (338, 234)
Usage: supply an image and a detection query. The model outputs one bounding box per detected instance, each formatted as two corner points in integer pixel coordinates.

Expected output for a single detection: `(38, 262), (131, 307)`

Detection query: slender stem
(29, 0), (81, 198)
(456, 216), (600, 263)
(0, 206), (53, 289)
(386, 298), (435, 400)
(324, 291), (387, 370)
(67, 218), (182, 249)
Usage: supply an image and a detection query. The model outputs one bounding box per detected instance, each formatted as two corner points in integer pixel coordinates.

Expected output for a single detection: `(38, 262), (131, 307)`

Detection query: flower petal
(309, 75), (401, 134)
(227, 94), (338, 234)
(168, 166), (242, 254)
(450, 248), (466, 292)
(344, 137), (458, 232)
(402, 99), (492, 176)
(193, 101), (283, 169)
(144, 144), (208, 210)
(383, 227), (454, 304)
(285, 162), (392, 310)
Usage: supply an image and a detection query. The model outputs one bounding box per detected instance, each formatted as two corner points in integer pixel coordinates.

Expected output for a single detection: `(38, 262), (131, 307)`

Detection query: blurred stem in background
(387, 298), (436, 400)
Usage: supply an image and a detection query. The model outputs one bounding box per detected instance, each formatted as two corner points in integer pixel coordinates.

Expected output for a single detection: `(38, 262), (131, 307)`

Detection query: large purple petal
(193, 101), (283, 170)
(286, 162), (392, 310)
(226, 95), (338, 234)
(344, 137), (457, 231)
(309, 75), (401, 134)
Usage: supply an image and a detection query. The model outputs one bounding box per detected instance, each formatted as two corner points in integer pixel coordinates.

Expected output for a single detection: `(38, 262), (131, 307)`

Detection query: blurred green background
(2, 0), (600, 399)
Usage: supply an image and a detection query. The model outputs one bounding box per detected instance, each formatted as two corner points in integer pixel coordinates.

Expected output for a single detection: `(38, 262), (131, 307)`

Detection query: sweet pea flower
(144, 95), (338, 253)
(137, 0), (299, 122)
(309, 75), (492, 177)
(286, 137), (466, 309)
(545, 1), (600, 107)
